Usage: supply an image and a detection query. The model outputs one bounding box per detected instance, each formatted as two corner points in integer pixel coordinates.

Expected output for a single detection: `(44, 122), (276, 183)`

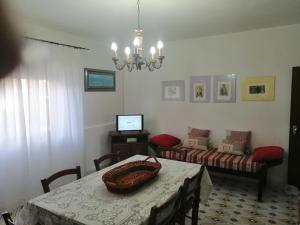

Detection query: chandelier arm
(148, 65), (155, 72)
(127, 63), (134, 72)
(113, 58), (127, 70)
(152, 60), (162, 69)
(152, 56), (165, 69)
(144, 59), (155, 72)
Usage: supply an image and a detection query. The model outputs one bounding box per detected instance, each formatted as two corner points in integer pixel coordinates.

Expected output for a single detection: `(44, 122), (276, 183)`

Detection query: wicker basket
(102, 156), (161, 193)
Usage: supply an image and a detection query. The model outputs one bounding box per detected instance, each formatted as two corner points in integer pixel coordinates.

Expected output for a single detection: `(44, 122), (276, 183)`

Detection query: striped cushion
(186, 148), (261, 173)
(159, 145), (187, 161)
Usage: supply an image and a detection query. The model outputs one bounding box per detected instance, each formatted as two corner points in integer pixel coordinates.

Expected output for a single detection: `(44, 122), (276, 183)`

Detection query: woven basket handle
(144, 156), (159, 163)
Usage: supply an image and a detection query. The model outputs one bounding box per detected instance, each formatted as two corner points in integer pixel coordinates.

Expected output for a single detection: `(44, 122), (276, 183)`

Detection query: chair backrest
(94, 154), (116, 171)
(94, 153), (125, 171)
(180, 166), (205, 214)
(148, 187), (182, 225)
(41, 166), (81, 193)
(1, 212), (15, 225)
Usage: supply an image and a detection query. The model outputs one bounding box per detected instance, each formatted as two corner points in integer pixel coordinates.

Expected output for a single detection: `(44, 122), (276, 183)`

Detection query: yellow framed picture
(241, 76), (275, 101)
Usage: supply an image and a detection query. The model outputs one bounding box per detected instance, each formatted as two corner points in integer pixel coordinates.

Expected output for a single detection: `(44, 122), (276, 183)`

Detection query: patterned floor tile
(199, 174), (299, 225)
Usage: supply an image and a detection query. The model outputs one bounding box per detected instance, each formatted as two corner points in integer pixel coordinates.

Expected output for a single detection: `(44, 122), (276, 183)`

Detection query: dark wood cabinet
(109, 130), (150, 160)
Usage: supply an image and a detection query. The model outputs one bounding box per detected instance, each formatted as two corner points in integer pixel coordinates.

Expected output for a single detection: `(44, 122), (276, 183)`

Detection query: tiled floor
(196, 174), (299, 225)
(1, 175), (299, 225)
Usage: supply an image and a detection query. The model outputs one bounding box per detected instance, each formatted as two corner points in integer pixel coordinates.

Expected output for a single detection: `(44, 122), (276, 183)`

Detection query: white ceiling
(9, 0), (300, 43)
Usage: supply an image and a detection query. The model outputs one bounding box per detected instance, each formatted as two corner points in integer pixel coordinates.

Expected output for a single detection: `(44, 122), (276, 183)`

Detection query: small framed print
(84, 68), (115, 91)
(213, 74), (236, 103)
(241, 76), (275, 101)
(190, 76), (211, 103)
(162, 80), (185, 101)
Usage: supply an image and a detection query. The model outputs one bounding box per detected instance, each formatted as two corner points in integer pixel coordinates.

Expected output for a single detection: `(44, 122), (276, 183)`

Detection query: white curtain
(0, 41), (85, 210)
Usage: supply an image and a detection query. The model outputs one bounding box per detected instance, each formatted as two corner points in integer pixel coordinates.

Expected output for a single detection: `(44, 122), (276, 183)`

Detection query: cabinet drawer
(132, 143), (148, 155)
(112, 143), (132, 160)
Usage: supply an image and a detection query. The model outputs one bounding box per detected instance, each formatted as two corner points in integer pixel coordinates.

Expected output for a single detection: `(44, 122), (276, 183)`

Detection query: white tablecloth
(16, 155), (213, 225)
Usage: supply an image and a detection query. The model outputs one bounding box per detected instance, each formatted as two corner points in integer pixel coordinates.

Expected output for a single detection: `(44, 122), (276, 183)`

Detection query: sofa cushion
(182, 137), (208, 150)
(226, 130), (251, 154)
(159, 145), (186, 161)
(252, 146), (284, 162)
(228, 130), (251, 142)
(150, 134), (181, 147)
(188, 127), (210, 138)
(217, 139), (245, 155)
(186, 147), (261, 173)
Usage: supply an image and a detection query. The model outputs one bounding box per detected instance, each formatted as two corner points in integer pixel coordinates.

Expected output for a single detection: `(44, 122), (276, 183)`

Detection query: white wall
(22, 23), (124, 173)
(124, 24), (300, 185)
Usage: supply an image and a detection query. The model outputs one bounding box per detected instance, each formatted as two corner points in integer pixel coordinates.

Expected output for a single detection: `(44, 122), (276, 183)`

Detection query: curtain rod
(24, 36), (90, 50)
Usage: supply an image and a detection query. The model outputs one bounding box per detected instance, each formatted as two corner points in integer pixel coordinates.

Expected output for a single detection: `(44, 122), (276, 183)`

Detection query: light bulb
(133, 37), (139, 46)
(150, 46), (156, 60)
(157, 41), (163, 56)
(111, 42), (118, 51)
(157, 40), (163, 49)
(125, 47), (131, 60)
(150, 46), (156, 55)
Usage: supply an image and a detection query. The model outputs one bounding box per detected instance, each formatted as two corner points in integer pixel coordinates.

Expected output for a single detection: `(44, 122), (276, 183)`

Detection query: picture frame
(190, 76), (211, 103)
(84, 68), (115, 91)
(241, 76), (275, 101)
(213, 74), (236, 103)
(162, 80), (185, 101)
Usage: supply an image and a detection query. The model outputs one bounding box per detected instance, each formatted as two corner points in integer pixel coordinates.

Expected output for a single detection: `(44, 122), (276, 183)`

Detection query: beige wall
(124, 24), (300, 185)
(23, 22), (300, 184)
(22, 23), (124, 173)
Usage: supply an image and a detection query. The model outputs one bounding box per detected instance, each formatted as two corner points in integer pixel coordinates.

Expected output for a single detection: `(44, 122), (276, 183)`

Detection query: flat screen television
(116, 114), (144, 132)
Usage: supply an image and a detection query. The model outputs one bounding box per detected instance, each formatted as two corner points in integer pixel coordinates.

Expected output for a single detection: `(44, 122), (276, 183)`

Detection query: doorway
(288, 67), (300, 189)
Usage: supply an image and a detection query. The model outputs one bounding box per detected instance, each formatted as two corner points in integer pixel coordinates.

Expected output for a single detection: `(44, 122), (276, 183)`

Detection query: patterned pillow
(217, 139), (245, 155)
(188, 127), (210, 138)
(182, 137), (208, 150)
(229, 130), (251, 142)
(226, 130), (251, 154)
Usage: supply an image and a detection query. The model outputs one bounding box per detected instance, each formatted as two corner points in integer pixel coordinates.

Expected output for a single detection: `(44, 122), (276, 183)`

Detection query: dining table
(16, 155), (213, 225)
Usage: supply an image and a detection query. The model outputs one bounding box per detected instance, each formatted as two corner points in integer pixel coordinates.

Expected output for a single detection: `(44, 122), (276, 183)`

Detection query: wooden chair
(177, 166), (205, 225)
(93, 153), (125, 171)
(1, 211), (15, 225)
(148, 188), (182, 225)
(41, 166), (81, 193)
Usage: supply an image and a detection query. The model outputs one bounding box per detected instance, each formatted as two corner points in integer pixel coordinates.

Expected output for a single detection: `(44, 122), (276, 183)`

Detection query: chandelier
(110, 0), (165, 72)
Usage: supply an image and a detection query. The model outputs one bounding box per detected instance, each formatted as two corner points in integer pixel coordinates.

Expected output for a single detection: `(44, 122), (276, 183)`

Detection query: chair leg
(257, 165), (268, 202)
(191, 199), (200, 225)
(176, 212), (185, 225)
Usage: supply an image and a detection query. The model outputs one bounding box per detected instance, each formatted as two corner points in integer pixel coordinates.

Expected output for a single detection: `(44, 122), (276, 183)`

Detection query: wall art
(241, 76), (275, 101)
(162, 80), (185, 101)
(213, 74), (236, 103)
(190, 76), (211, 103)
(84, 68), (115, 91)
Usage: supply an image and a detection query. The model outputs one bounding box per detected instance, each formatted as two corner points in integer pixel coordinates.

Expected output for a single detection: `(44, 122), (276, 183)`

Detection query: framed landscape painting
(84, 68), (115, 91)
(213, 74), (236, 103)
(162, 80), (185, 101)
(190, 76), (211, 103)
(241, 76), (275, 101)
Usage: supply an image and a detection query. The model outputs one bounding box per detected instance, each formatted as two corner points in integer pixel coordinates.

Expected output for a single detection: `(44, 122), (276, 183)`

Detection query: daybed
(150, 142), (283, 202)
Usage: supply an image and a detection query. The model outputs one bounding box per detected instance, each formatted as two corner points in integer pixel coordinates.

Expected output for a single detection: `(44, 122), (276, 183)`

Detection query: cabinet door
(288, 67), (300, 189)
(132, 143), (148, 156)
(112, 143), (132, 160)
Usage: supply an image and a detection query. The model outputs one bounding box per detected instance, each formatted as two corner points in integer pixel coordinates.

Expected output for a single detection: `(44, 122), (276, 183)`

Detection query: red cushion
(150, 134), (181, 147)
(253, 146), (284, 162)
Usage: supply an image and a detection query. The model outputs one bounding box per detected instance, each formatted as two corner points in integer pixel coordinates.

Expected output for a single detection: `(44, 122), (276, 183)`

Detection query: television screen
(116, 114), (144, 131)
